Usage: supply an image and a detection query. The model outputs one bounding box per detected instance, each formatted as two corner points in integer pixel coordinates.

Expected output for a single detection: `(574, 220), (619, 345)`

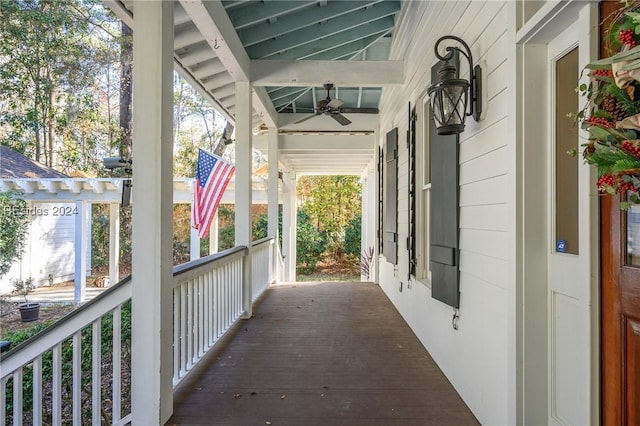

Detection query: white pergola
(0, 176), (275, 303)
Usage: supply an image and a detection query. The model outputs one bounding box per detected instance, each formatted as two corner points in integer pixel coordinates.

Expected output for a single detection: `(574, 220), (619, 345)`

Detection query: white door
(546, 10), (597, 426)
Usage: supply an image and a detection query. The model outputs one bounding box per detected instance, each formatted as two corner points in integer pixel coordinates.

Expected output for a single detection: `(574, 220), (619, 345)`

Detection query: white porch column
(282, 173), (297, 282)
(74, 200), (87, 303)
(190, 201), (200, 261)
(360, 174), (368, 282)
(267, 127), (279, 282)
(235, 81), (253, 318)
(209, 212), (219, 254)
(131, 2), (174, 424)
(109, 203), (120, 286)
(86, 203), (92, 276)
(362, 166), (376, 281)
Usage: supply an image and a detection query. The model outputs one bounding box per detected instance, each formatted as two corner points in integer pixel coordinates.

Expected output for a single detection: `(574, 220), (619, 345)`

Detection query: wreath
(579, 2), (640, 208)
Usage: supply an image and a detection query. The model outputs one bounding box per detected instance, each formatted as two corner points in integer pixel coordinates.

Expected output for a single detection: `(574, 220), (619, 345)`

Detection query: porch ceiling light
(427, 35), (482, 135)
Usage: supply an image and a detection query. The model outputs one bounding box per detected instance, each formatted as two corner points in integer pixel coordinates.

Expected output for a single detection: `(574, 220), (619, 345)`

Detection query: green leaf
(589, 126), (613, 140)
(586, 44), (640, 68)
(621, 58), (640, 70)
(612, 158), (640, 173)
(627, 12), (640, 23)
(621, 201), (631, 210)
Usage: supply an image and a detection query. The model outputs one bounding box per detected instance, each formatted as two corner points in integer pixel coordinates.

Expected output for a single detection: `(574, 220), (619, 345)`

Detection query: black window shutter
(408, 104), (417, 277)
(378, 146), (384, 255)
(384, 128), (398, 265)
(430, 57), (460, 308)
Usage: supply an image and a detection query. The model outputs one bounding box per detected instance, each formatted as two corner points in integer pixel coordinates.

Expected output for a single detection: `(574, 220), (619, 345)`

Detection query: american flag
(192, 149), (235, 239)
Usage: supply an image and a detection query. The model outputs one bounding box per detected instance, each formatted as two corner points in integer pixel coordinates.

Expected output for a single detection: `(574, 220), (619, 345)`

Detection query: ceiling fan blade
(293, 113), (320, 124)
(331, 113), (352, 126)
(327, 98), (344, 109)
(339, 107), (379, 114)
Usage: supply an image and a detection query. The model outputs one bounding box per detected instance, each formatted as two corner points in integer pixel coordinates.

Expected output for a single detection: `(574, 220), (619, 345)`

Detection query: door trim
(516, 2), (599, 425)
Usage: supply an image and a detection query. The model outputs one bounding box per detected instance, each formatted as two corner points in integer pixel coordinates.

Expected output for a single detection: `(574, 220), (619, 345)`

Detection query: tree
(0, 192), (30, 278)
(297, 176), (361, 257)
(173, 72), (226, 177)
(119, 21), (132, 158)
(0, 0), (120, 174)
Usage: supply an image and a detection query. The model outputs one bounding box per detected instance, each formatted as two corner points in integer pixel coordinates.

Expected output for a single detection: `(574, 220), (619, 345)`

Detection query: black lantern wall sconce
(427, 35), (483, 135)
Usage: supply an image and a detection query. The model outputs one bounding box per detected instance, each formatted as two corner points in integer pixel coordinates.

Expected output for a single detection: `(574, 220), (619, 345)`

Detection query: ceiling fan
(293, 83), (379, 126)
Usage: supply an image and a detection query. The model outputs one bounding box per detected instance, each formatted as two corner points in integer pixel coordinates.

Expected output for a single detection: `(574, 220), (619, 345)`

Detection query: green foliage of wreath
(580, 2), (640, 208)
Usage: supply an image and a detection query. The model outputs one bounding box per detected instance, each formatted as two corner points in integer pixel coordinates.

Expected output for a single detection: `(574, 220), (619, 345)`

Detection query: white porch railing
(171, 246), (246, 386)
(0, 277), (133, 426)
(0, 239), (276, 425)
(251, 238), (273, 302)
(275, 240), (285, 282)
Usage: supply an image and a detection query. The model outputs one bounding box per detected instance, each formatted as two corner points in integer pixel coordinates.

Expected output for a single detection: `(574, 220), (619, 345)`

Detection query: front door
(602, 187), (640, 425)
(599, 2), (640, 424)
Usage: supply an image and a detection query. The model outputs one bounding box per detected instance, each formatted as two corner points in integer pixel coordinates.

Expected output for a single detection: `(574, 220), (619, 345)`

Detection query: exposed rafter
(236, 1), (387, 47)
(246, 3), (399, 58)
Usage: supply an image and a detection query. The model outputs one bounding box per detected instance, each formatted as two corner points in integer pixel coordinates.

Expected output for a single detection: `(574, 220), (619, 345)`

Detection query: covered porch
(168, 281), (478, 425)
(0, 1), (480, 424)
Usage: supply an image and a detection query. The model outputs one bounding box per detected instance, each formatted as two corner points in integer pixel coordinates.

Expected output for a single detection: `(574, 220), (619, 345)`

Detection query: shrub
(343, 214), (362, 258)
(0, 191), (29, 278)
(296, 209), (327, 274)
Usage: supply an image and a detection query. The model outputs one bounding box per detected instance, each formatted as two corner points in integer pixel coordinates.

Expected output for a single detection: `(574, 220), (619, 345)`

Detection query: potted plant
(11, 277), (40, 322)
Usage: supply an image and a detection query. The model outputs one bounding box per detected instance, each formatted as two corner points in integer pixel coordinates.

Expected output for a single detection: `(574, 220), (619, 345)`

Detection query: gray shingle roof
(0, 145), (69, 179)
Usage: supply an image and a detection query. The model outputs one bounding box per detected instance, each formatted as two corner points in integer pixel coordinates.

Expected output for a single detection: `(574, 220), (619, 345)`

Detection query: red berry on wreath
(621, 140), (640, 159)
(592, 69), (613, 78)
(619, 29), (637, 47)
(597, 174), (616, 191)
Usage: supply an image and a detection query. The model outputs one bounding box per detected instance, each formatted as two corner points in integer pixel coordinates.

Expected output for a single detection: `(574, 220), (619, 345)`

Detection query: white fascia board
(251, 60), (404, 87)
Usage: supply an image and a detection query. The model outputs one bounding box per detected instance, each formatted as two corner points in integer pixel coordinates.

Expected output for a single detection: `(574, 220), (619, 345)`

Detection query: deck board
(166, 282), (479, 426)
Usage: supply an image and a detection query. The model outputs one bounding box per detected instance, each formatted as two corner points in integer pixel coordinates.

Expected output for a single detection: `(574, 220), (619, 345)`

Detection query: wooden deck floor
(166, 282), (479, 426)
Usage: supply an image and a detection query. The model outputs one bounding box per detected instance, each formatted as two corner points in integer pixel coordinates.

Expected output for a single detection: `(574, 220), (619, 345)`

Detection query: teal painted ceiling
(222, 0), (400, 114)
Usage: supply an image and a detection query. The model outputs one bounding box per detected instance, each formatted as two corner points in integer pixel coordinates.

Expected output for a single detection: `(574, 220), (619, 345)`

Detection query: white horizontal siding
(377, 1), (515, 424)
(0, 203), (85, 293)
(460, 204), (509, 232)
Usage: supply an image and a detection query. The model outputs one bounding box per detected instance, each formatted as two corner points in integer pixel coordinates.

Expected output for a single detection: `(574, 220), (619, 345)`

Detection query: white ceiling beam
(286, 160), (371, 166)
(279, 135), (374, 150)
(251, 60), (403, 87)
(180, 0), (277, 127)
(283, 149), (373, 155)
(294, 169), (365, 176)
